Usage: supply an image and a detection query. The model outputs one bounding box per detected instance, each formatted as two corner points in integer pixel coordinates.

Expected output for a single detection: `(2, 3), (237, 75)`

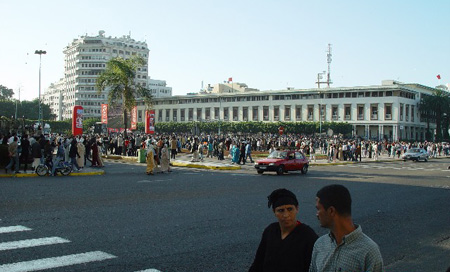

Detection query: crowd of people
(2, 130), (450, 175)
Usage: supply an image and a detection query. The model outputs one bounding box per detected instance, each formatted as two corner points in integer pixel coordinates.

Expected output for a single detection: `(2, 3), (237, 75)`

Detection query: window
(173, 109), (177, 121)
(284, 106), (291, 121)
(253, 106), (258, 121)
(295, 106), (302, 121)
(197, 108), (202, 121)
(405, 105), (410, 121)
(307, 105), (314, 121)
(344, 105), (351, 120)
(385, 104), (392, 120)
(400, 104), (404, 121)
(233, 107), (238, 121)
(224, 107), (229, 120)
(158, 109), (163, 122)
(243, 107), (248, 121)
(263, 106), (269, 121)
(411, 105), (415, 122)
(205, 107), (211, 120)
(274, 106), (279, 121)
(358, 105), (364, 120)
(320, 105), (326, 121)
(371, 104), (378, 120)
(165, 109), (170, 121)
(188, 108), (193, 121)
(180, 109), (185, 121)
(214, 107), (219, 120)
(332, 106), (338, 120)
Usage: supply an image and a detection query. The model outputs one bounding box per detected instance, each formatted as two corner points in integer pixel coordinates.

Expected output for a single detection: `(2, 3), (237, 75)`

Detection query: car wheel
(301, 164), (308, 174)
(257, 170), (264, 174)
(276, 165), (284, 175)
(424, 157), (428, 162)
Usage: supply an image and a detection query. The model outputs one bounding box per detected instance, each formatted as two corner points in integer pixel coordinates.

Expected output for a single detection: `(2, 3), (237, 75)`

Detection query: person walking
(31, 137), (42, 171)
(69, 138), (81, 171)
(146, 143), (156, 175)
(309, 184), (384, 272)
(19, 134), (31, 173)
(160, 144), (171, 173)
(5, 136), (20, 174)
(245, 141), (254, 163)
(249, 188), (318, 272)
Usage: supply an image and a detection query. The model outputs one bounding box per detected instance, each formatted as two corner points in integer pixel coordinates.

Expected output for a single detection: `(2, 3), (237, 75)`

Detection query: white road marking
(138, 179), (172, 183)
(0, 226), (32, 234)
(0, 237), (70, 251)
(0, 251), (116, 272)
(135, 269), (162, 272)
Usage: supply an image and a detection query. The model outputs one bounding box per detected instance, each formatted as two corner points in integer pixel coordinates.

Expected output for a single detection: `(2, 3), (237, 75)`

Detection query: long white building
(143, 80), (438, 141)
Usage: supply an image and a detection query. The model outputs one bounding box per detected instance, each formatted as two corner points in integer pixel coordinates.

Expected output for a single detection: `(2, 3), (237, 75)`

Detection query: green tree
(96, 56), (153, 153)
(419, 90), (450, 141)
(0, 85), (14, 100)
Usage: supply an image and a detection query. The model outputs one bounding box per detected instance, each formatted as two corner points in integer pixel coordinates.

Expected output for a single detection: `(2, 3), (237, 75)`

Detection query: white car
(402, 148), (429, 162)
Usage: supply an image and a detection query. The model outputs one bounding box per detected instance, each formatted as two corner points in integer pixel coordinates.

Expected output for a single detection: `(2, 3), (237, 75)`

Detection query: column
(365, 125), (369, 140)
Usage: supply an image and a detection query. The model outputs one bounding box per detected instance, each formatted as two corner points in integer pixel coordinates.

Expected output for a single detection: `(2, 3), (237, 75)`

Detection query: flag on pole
(228, 77), (233, 82)
(437, 74), (441, 80)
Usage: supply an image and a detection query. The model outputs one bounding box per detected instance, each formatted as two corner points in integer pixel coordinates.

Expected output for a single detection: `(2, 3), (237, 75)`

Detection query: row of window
(81, 63), (106, 68)
(154, 91), (415, 106)
(156, 104), (416, 122)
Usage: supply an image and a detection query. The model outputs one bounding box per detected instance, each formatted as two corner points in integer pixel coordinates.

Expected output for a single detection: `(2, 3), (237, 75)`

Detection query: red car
(254, 150), (309, 175)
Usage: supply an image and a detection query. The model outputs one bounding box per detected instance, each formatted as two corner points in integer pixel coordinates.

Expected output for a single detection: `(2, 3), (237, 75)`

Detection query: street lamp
(35, 49), (46, 133)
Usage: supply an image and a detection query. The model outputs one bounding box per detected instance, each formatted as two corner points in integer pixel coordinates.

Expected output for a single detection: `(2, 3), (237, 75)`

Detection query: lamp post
(35, 50), (46, 132)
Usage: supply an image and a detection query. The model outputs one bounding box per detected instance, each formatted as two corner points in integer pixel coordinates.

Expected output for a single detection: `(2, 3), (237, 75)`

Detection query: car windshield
(408, 148), (420, 153)
(267, 151), (288, 159)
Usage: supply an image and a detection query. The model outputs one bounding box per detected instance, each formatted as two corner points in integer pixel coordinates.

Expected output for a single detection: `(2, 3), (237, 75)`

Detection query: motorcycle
(35, 157), (73, 176)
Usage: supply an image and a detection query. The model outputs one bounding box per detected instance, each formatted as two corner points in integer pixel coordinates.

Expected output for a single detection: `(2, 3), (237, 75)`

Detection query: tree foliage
(153, 121), (353, 136)
(0, 85), (14, 100)
(419, 90), (450, 141)
(0, 99), (55, 120)
(96, 56), (153, 132)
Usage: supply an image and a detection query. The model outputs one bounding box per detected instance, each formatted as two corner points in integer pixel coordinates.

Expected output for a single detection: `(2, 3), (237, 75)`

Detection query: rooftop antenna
(326, 43), (333, 88)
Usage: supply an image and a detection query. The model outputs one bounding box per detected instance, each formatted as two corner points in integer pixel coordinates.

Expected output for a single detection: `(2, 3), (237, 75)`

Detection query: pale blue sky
(1, 0), (449, 101)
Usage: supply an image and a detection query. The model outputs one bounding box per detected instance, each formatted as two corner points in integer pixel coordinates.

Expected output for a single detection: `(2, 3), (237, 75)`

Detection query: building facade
(142, 80), (437, 141)
(148, 78), (172, 98)
(61, 30), (150, 120)
(42, 78), (65, 121)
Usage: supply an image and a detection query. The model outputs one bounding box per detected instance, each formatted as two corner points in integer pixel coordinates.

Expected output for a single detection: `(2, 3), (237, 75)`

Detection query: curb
(0, 170), (105, 178)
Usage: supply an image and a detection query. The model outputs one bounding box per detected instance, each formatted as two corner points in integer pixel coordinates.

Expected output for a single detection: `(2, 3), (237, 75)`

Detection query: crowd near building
(143, 80), (438, 142)
(40, 31), (445, 143)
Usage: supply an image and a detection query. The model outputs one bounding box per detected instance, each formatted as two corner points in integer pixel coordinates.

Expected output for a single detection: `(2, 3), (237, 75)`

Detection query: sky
(1, 0), (449, 101)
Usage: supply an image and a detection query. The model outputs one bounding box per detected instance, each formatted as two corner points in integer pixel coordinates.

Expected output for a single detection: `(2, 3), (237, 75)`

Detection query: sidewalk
(0, 166), (104, 178)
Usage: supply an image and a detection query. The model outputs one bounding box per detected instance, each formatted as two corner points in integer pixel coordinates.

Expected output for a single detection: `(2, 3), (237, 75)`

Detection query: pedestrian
(309, 184), (384, 272)
(5, 136), (20, 173)
(245, 141), (254, 163)
(146, 143), (156, 175)
(19, 134), (31, 173)
(160, 144), (171, 173)
(69, 138), (81, 171)
(51, 140), (65, 176)
(249, 188), (318, 272)
(77, 138), (85, 169)
(30, 137), (42, 170)
(309, 143), (316, 162)
(191, 138), (200, 162)
(170, 136), (177, 159)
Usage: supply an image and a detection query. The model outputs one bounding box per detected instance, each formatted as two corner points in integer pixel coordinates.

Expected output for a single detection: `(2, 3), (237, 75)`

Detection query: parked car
(254, 150), (309, 175)
(402, 148), (429, 162)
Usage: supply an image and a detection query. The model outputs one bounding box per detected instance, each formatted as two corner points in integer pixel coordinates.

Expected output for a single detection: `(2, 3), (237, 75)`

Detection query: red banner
(131, 106), (137, 130)
(72, 106), (84, 136)
(101, 104), (108, 124)
(145, 110), (155, 134)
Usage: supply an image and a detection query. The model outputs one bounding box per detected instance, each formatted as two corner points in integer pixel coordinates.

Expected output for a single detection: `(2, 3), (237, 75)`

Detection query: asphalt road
(1, 159), (449, 272)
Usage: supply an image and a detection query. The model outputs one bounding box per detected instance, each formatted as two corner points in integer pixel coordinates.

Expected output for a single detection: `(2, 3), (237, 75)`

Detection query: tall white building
(41, 78), (64, 121)
(60, 30), (150, 120)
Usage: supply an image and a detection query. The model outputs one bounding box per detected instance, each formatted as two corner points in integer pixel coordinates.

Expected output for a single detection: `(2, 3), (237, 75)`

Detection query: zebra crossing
(0, 224), (161, 272)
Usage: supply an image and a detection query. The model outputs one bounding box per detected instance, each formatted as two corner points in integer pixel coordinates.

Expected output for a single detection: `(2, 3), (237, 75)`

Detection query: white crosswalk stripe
(0, 251), (117, 272)
(0, 237), (70, 251)
(0, 226), (31, 234)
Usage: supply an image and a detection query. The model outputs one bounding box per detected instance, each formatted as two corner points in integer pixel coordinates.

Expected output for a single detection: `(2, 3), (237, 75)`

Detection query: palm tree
(419, 89), (450, 141)
(96, 56), (153, 151)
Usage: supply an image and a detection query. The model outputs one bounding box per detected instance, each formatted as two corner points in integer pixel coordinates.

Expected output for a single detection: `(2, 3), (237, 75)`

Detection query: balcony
(233, 117), (238, 121)
(188, 117), (193, 121)
(385, 113), (392, 120)
(371, 114), (378, 120)
(181, 117), (185, 121)
(332, 115), (338, 121)
(358, 114), (364, 120)
(243, 118), (248, 121)
(263, 116), (269, 121)
(224, 116), (229, 121)
(296, 116), (302, 121)
(345, 115), (351, 120)
(173, 117), (177, 121)
(253, 117), (258, 121)
(274, 116), (279, 121)
(285, 116), (291, 121)
(165, 117), (170, 121)
(308, 116), (313, 121)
